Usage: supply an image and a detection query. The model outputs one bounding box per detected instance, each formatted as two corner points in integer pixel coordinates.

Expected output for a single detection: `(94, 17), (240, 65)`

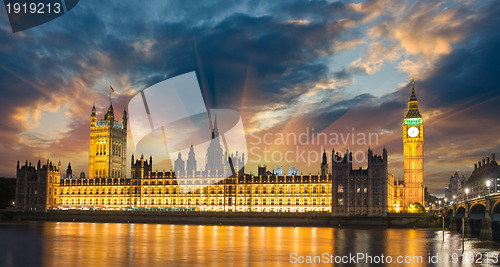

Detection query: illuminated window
(338, 184), (343, 193)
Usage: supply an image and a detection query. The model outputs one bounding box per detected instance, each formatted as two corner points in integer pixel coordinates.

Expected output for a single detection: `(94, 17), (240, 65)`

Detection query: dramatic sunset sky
(1, 0), (499, 194)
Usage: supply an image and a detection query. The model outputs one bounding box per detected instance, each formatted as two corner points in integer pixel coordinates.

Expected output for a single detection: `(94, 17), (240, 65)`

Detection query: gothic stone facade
(15, 160), (60, 211)
(16, 103), (392, 215)
(331, 148), (389, 216)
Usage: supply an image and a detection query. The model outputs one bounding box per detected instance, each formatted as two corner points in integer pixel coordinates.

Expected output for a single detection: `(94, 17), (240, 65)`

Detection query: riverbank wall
(4, 210), (442, 228)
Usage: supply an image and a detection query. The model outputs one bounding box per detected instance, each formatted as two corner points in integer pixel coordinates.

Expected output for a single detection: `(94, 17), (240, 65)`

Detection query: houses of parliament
(15, 85), (425, 214)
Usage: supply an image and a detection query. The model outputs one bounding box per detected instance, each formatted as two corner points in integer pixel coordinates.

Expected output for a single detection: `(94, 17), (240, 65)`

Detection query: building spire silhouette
(212, 116), (219, 139)
(405, 81), (421, 118)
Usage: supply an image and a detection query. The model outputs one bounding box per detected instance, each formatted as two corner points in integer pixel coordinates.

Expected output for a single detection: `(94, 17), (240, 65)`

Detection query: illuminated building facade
(17, 103), (395, 215)
(463, 154), (500, 200)
(389, 84), (425, 212)
(89, 103), (127, 180)
(402, 83), (425, 207)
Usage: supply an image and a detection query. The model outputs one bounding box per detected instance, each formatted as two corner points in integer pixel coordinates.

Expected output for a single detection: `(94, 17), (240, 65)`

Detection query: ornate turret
(321, 149), (328, 176)
(90, 103), (96, 127)
(405, 82), (422, 118)
(105, 103), (114, 123)
(122, 109), (127, 129)
(66, 163), (73, 178)
(89, 101), (127, 180)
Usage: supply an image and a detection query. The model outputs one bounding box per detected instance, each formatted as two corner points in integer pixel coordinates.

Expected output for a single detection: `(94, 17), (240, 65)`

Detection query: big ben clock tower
(402, 82), (424, 209)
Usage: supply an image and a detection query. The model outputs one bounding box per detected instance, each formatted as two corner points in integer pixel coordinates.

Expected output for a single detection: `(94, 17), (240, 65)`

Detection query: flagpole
(109, 82), (111, 104)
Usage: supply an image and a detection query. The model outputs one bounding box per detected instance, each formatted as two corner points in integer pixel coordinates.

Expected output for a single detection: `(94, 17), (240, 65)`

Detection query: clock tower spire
(402, 82), (424, 209)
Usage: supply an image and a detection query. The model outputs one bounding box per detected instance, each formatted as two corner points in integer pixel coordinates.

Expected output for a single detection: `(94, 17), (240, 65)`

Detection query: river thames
(0, 222), (499, 266)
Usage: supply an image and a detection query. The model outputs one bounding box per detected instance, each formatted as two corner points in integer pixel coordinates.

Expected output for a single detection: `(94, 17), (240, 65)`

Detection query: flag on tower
(110, 85), (115, 92)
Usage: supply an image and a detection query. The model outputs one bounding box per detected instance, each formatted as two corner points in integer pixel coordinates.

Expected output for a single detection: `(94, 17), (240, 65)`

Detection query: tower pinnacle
(405, 82), (421, 118)
(212, 116), (219, 139)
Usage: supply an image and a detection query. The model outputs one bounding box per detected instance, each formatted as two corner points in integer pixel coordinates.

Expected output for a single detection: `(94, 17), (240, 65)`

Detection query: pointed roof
(409, 83), (418, 102)
(105, 103), (114, 120)
(212, 116), (219, 138)
(405, 82), (422, 118)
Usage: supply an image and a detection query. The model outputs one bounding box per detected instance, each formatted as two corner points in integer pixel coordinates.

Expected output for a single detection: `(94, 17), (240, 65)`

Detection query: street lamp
(465, 188), (469, 202)
(438, 200), (441, 208)
(486, 180), (491, 196)
(444, 198), (447, 205)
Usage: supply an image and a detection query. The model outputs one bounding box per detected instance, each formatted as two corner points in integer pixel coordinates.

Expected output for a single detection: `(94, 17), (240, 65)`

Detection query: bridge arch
(493, 200), (500, 242)
(445, 208), (454, 228)
(455, 206), (466, 232)
(491, 200), (500, 218)
(469, 203), (486, 236)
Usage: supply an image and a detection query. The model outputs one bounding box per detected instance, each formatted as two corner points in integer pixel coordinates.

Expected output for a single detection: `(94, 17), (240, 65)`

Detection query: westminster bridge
(440, 192), (500, 241)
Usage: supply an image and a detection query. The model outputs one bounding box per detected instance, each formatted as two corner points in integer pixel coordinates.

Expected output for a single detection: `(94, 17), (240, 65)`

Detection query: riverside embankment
(4, 210), (442, 228)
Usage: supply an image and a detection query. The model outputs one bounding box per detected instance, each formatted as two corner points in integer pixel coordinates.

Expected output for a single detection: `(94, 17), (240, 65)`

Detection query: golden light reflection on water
(31, 222), (499, 266)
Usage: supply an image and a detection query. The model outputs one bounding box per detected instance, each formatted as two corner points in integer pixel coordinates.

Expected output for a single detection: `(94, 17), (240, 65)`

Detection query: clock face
(408, 126), (419, 137)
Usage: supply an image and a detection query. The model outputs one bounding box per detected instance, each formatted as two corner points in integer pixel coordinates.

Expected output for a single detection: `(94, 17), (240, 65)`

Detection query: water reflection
(0, 222), (498, 266)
